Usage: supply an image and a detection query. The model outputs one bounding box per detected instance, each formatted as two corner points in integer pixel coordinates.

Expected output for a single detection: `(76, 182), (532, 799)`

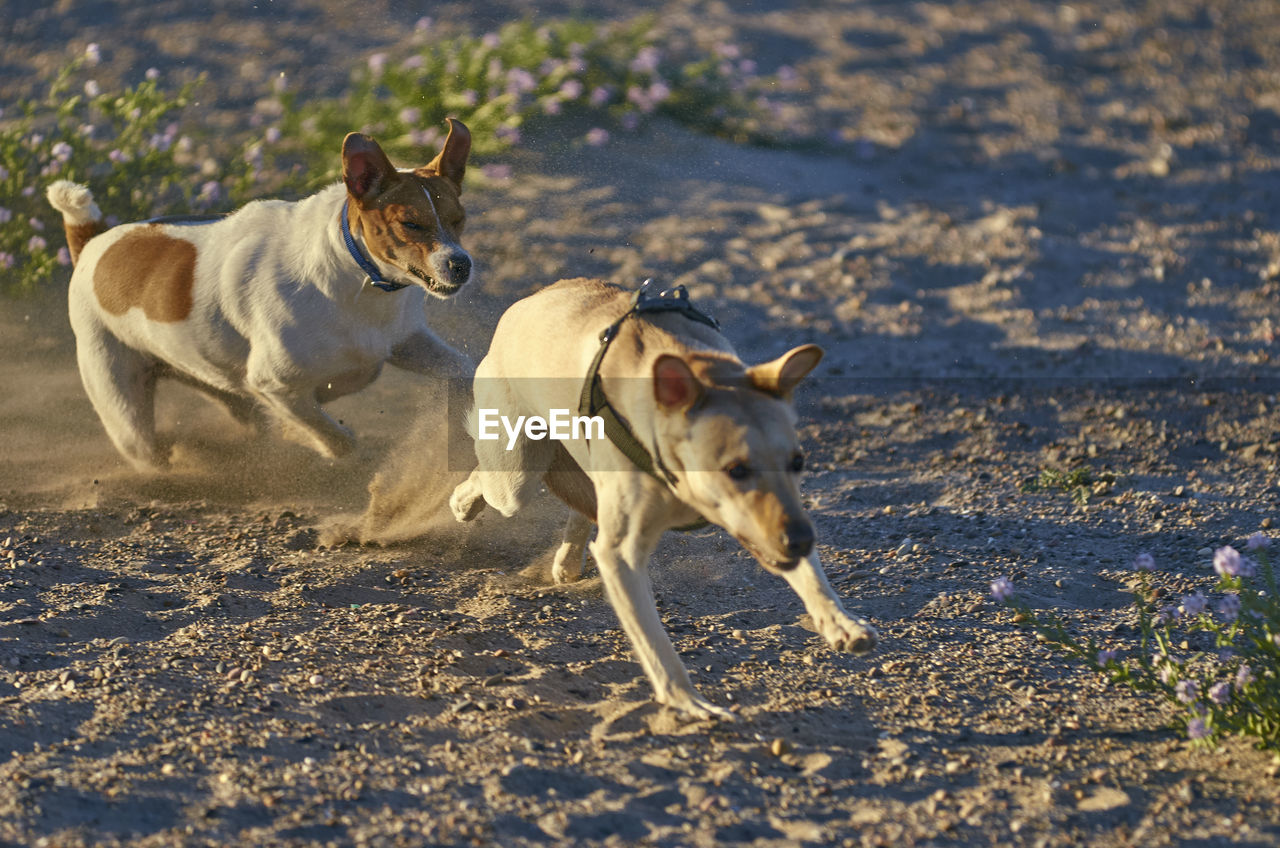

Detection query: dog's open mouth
(735, 536), (800, 572)
(407, 264), (460, 296)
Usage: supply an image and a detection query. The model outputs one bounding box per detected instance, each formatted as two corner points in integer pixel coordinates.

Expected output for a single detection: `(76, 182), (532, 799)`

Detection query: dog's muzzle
(411, 249), (472, 297)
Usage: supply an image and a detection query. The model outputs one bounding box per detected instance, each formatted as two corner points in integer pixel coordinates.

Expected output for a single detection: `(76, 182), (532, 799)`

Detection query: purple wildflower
(84, 80), (100, 97)
(398, 107), (422, 126)
(589, 86), (612, 107)
(0, 165), (8, 180)
(1208, 681), (1231, 705)
(542, 98), (562, 116)
(481, 163), (512, 182)
(459, 90), (478, 107)
(1096, 649), (1118, 666)
(145, 68), (160, 81)
(1175, 680), (1197, 703)
(507, 68), (537, 94)
(199, 181), (222, 202)
(1180, 592), (1208, 617)
(85, 43), (101, 65)
(481, 32), (501, 49)
(57, 246), (71, 266)
(1213, 546), (1254, 578)
(1247, 532), (1270, 551)
(648, 80), (672, 104)
(1132, 552), (1155, 571)
(401, 55), (425, 71)
(265, 127), (282, 145)
(0, 207), (11, 224)
(367, 53), (388, 76)
(50, 141), (72, 162)
(28, 218), (44, 232)
(1187, 717), (1210, 740)
(739, 59), (758, 75)
(1237, 664), (1254, 688)
(559, 79), (584, 100)
(0, 252), (14, 269)
(108, 149), (130, 164)
(630, 46), (661, 74)
(1218, 593), (1241, 622)
(408, 128), (439, 147)
(494, 126), (521, 146)
(585, 128), (610, 147)
(1157, 664), (1176, 685)
(990, 577), (1015, 603)
(27, 235), (47, 253)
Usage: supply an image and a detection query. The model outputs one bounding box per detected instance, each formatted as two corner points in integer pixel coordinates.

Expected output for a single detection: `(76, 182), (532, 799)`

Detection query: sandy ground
(4, 0), (1280, 845)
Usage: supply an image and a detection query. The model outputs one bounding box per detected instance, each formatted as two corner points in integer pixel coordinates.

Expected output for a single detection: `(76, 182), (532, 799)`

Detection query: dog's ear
(342, 133), (398, 202)
(747, 344), (824, 398)
(653, 355), (704, 411)
(423, 118), (471, 193)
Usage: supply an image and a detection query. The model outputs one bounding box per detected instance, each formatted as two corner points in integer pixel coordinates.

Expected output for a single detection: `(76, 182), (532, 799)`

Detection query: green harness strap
(577, 282), (719, 531)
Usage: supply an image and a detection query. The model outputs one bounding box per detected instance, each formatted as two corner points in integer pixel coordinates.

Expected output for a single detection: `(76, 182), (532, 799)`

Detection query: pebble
(770, 738), (792, 757)
(309, 673), (325, 686)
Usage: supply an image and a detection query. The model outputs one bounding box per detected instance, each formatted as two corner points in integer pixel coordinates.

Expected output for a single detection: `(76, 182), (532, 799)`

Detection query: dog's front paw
(659, 691), (736, 722)
(818, 613), (878, 655)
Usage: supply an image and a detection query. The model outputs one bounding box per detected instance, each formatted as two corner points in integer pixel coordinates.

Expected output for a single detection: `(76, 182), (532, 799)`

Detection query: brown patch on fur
(65, 221), (105, 265)
(93, 228), (197, 322)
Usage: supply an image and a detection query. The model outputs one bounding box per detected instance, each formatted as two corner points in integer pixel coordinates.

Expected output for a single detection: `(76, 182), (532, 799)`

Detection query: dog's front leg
(388, 330), (474, 379)
(590, 524), (735, 721)
(780, 552), (878, 655)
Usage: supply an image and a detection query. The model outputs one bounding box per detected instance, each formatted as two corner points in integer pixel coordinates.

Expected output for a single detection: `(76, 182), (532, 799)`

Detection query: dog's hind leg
(545, 444), (597, 583)
(73, 326), (165, 470)
(551, 510), (593, 584)
(779, 552), (878, 655)
(159, 366), (260, 429)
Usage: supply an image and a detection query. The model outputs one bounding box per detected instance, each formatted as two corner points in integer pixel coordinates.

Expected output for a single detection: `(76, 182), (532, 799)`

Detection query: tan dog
(46, 121), (474, 470)
(449, 278), (878, 720)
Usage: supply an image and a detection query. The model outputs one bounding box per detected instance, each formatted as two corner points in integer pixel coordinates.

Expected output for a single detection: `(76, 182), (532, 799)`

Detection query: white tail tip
(46, 180), (102, 226)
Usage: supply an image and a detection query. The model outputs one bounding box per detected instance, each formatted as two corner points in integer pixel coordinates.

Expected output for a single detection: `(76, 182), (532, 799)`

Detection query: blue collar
(341, 200), (408, 293)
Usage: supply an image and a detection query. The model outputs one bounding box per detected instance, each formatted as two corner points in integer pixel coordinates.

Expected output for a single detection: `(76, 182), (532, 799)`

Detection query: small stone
(770, 738), (792, 757)
(309, 673), (325, 686)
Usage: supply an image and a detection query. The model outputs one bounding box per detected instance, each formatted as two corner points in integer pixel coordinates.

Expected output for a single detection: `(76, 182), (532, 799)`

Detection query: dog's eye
(401, 220), (424, 232)
(725, 463), (752, 481)
(790, 453), (805, 473)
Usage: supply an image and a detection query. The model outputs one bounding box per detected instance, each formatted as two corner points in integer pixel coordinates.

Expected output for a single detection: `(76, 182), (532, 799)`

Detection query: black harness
(577, 282), (719, 530)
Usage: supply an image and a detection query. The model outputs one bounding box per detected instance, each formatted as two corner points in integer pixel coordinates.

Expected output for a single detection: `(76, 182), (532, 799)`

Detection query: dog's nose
(783, 521), (814, 559)
(446, 253), (471, 283)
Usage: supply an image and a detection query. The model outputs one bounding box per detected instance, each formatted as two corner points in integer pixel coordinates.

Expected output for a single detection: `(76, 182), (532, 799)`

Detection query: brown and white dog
(46, 120), (475, 470)
(449, 278), (878, 720)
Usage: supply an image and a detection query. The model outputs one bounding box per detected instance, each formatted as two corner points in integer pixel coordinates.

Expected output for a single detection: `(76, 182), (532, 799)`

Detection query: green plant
(991, 537), (1280, 747)
(1022, 466), (1116, 506)
(0, 53), (217, 294)
(275, 18), (775, 188)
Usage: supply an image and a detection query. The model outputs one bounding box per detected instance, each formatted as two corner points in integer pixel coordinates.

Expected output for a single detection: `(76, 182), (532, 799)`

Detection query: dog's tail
(46, 180), (105, 266)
